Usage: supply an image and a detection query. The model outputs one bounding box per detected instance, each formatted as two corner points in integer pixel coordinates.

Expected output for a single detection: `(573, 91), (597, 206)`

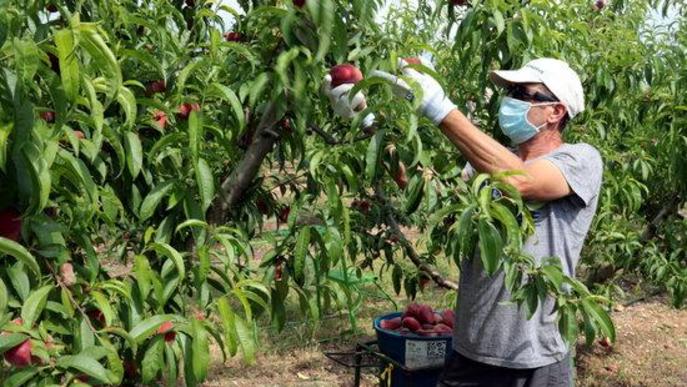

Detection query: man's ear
(548, 104), (568, 124)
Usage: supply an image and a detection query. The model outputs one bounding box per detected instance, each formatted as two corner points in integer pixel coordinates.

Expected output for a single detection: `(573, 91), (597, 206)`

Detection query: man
(324, 57), (603, 386)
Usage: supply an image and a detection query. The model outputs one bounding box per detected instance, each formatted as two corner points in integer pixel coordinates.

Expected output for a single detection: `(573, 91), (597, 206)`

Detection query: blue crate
(374, 312), (453, 387)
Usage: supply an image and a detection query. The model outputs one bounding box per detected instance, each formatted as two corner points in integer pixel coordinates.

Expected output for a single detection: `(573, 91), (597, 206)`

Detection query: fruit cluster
(379, 303), (455, 337)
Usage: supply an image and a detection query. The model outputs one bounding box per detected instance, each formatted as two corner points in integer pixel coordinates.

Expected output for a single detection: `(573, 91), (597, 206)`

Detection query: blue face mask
(498, 97), (554, 145)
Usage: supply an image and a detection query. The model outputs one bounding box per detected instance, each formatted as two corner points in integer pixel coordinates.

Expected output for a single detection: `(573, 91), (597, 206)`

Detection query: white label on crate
(404, 340), (446, 369)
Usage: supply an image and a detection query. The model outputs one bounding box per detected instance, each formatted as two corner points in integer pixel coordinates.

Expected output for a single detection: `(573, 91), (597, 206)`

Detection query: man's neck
(518, 128), (563, 161)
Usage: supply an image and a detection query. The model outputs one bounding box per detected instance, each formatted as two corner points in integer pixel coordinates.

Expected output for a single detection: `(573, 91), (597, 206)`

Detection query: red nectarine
(177, 103), (200, 121)
(153, 110), (168, 129)
(40, 111), (55, 123)
(0, 209), (22, 242)
(224, 32), (241, 42)
(380, 316), (402, 331)
(401, 316), (421, 332)
(4, 340), (31, 367)
(157, 321), (176, 342)
(329, 64), (363, 88)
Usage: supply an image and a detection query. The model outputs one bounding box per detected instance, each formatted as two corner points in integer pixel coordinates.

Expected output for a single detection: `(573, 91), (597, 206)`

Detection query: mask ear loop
(526, 102), (560, 131)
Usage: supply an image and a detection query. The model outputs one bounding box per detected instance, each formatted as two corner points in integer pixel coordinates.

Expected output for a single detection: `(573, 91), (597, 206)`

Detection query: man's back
(453, 143), (604, 369)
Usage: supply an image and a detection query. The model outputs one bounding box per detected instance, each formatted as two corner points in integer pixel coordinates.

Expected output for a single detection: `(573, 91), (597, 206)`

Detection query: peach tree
(3, 0), (684, 384)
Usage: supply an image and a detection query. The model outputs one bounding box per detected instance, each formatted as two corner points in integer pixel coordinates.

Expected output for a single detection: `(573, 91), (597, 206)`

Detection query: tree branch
(208, 101), (282, 225)
(373, 184), (458, 291)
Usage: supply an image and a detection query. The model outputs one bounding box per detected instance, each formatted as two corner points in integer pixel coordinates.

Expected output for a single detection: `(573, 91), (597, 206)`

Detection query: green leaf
(17, 142), (51, 215)
(0, 237), (40, 274)
(150, 242), (186, 280)
(294, 226), (311, 286)
(455, 205), (476, 264)
(116, 86), (137, 129)
(477, 218), (503, 275)
(176, 59), (206, 92)
(141, 336), (163, 383)
(56, 149), (98, 204)
(211, 83), (245, 130)
(123, 131), (143, 179)
(7, 262), (30, 301)
(581, 297), (616, 342)
(82, 78), (104, 146)
(524, 285), (539, 319)
(365, 130), (384, 183)
(0, 278), (7, 314)
(91, 291), (115, 327)
(164, 343), (178, 385)
(489, 202), (521, 249)
(54, 29), (80, 101)
(247, 72), (270, 108)
(183, 335), (198, 387)
(234, 315), (256, 364)
(139, 180), (175, 221)
(21, 285), (53, 328)
(0, 334), (28, 354)
(0, 121), (11, 172)
(191, 319), (209, 381)
(558, 304), (578, 345)
(471, 173), (491, 197)
(540, 260), (564, 290)
(217, 297), (238, 357)
(129, 315), (173, 344)
(392, 265), (403, 295)
(99, 337), (124, 385)
(3, 367), (39, 387)
(404, 175), (425, 215)
(13, 38), (39, 84)
(79, 24), (122, 97)
(0, 14), (6, 49)
(195, 158), (214, 213)
(275, 47), (301, 87)
(57, 354), (111, 383)
(188, 110), (201, 161)
(493, 10), (505, 36)
(309, 150), (324, 180)
(195, 246), (211, 288)
(175, 219), (208, 234)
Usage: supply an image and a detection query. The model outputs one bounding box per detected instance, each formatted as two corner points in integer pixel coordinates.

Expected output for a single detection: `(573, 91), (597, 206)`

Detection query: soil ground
(198, 217), (687, 386)
(203, 295), (687, 387)
(100, 216), (687, 386)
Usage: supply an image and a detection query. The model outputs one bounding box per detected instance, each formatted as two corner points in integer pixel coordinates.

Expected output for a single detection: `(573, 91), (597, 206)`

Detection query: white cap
(490, 58), (585, 118)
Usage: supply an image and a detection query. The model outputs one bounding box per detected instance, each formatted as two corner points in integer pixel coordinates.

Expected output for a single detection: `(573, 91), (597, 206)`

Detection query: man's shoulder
(557, 142), (603, 167)
(560, 142), (600, 154)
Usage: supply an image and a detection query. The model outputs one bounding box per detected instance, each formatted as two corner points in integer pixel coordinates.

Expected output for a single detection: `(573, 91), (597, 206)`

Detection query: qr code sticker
(404, 340), (447, 369)
(427, 341), (446, 358)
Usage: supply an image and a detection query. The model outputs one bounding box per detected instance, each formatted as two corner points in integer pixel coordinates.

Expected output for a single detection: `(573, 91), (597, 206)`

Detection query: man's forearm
(438, 109), (525, 174)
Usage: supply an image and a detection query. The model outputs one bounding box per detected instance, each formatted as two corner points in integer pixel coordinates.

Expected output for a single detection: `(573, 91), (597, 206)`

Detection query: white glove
(322, 74), (375, 128)
(370, 57), (456, 125)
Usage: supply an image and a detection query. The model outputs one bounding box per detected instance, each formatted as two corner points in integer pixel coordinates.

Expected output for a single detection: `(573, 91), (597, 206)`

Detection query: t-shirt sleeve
(461, 162), (476, 181)
(544, 144), (603, 206)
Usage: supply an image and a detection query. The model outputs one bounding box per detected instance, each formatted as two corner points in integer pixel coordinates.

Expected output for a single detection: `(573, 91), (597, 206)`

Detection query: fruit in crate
(377, 303), (455, 336)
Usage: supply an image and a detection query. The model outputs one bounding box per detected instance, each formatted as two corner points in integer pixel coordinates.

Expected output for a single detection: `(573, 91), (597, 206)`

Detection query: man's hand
(322, 74), (375, 127)
(370, 58), (456, 125)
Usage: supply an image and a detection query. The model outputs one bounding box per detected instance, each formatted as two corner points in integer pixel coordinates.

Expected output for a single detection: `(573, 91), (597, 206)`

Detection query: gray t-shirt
(453, 143), (603, 369)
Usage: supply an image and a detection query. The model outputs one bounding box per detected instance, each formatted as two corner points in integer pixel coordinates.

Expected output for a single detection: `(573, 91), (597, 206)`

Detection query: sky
(216, 0), (409, 25)
(216, 0), (679, 40)
(218, 1), (678, 28)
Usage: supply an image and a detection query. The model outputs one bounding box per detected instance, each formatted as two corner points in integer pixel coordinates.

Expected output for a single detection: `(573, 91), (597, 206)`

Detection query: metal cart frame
(324, 340), (446, 387)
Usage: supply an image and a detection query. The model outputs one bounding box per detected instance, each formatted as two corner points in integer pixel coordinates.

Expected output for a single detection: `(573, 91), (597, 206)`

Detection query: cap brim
(490, 68), (543, 88)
